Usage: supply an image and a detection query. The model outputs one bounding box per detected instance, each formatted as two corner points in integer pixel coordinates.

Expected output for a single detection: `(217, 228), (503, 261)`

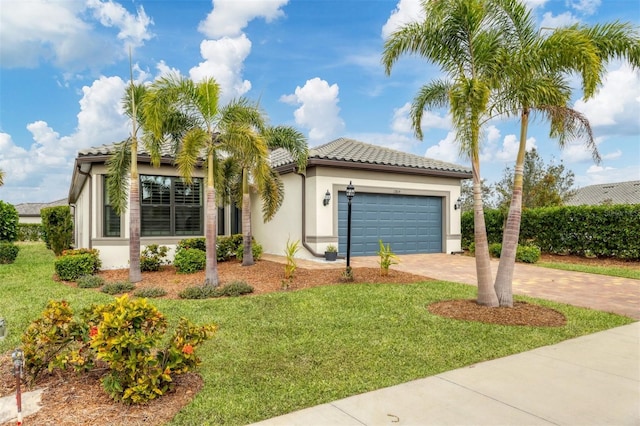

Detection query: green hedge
(177, 234), (253, 262)
(41, 206), (73, 255)
(462, 204), (640, 260)
(17, 224), (43, 241)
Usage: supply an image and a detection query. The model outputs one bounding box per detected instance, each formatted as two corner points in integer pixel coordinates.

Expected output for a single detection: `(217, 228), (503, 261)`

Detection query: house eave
(275, 158), (472, 179)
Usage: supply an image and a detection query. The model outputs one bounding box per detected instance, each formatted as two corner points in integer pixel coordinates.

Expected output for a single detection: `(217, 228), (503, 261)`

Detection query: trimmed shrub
(55, 253), (98, 281)
(17, 224), (43, 241)
(516, 245), (541, 263)
(0, 242), (19, 264)
(177, 237), (206, 252)
(218, 281), (254, 297)
(77, 275), (105, 289)
(174, 248), (206, 274)
(41, 206), (73, 255)
(133, 287), (167, 298)
(235, 241), (263, 262)
(140, 244), (169, 272)
(178, 285), (219, 299)
(101, 281), (135, 295)
(0, 200), (19, 242)
(489, 242), (502, 258)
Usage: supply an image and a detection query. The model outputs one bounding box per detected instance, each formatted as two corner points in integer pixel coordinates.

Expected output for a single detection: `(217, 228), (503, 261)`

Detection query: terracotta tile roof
(565, 180), (640, 206)
(271, 137), (472, 175)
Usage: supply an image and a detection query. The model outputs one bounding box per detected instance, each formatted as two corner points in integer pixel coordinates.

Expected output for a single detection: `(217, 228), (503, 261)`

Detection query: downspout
(297, 170), (325, 258)
(77, 166), (92, 249)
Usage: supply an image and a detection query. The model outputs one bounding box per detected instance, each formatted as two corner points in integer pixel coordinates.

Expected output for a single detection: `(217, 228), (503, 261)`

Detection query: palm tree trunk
(494, 111), (529, 306)
(129, 141), (141, 283)
(241, 169), (254, 266)
(204, 153), (219, 287)
(472, 158), (498, 307)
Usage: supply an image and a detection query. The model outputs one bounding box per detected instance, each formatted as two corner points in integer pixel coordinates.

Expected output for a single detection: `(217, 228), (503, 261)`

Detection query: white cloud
(579, 164), (640, 186)
(539, 11), (579, 29)
(86, 0), (154, 49)
(425, 132), (461, 163)
(198, 0), (289, 38)
(522, 0), (549, 8)
(602, 149), (622, 160)
(574, 64), (640, 134)
(568, 0), (601, 15)
(280, 78), (345, 145)
(189, 35), (253, 104)
(381, 0), (423, 39)
(0, 0), (153, 70)
(494, 134), (537, 162)
(0, 75), (129, 203)
(348, 132), (419, 154)
(391, 103), (450, 135)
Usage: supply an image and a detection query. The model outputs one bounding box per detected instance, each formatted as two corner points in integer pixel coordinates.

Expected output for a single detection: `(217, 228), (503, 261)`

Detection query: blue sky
(0, 0), (638, 204)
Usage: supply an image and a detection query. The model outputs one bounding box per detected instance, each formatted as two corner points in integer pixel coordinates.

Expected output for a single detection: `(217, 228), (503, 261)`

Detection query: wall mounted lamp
(323, 190), (331, 206)
(454, 197), (462, 210)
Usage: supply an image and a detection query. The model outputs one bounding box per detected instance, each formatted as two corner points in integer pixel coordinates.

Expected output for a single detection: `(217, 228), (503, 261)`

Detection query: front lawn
(0, 243), (634, 425)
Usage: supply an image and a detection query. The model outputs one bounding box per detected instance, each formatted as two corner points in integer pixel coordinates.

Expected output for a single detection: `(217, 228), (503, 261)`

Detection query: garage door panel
(338, 192), (442, 256)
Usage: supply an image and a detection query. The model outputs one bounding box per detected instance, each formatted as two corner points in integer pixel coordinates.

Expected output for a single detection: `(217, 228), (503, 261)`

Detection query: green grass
(538, 261), (640, 280)
(1, 243), (635, 425)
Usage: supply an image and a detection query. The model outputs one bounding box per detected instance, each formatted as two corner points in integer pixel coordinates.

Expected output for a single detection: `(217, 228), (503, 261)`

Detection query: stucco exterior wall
(253, 166), (464, 259)
(18, 216), (41, 225)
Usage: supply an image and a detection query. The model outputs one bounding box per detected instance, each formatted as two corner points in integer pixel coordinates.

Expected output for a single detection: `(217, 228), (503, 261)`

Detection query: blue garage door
(338, 192), (442, 256)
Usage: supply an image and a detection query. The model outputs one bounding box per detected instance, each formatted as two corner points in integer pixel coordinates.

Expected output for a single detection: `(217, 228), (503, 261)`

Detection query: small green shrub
(489, 242), (502, 258)
(174, 248), (206, 274)
(77, 275), (105, 288)
(101, 281), (135, 295)
(177, 237), (206, 252)
(140, 244), (169, 272)
(41, 205), (73, 255)
(236, 242), (263, 262)
(377, 240), (398, 276)
(17, 223), (43, 241)
(218, 281), (253, 297)
(133, 287), (167, 298)
(284, 238), (299, 281)
(516, 245), (541, 263)
(0, 241), (19, 264)
(0, 200), (19, 242)
(55, 253), (99, 281)
(178, 285), (219, 299)
(467, 242), (476, 255)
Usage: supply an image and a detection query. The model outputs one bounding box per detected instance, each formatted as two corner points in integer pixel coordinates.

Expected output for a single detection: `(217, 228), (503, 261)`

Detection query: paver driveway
(263, 253), (640, 320)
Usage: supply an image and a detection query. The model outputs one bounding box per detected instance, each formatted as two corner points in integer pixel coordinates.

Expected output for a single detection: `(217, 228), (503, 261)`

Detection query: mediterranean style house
(68, 137), (472, 269)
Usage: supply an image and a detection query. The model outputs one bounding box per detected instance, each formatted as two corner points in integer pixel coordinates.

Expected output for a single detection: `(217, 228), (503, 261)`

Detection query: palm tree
(382, 0), (505, 306)
(218, 98), (308, 266)
(0, 168), (4, 186)
(144, 74), (236, 287)
(489, 0), (640, 306)
(106, 79), (148, 283)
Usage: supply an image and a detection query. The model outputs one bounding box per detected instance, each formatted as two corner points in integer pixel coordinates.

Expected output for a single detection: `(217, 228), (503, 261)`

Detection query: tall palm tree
(382, 0), (505, 306)
(489, 0), (640, 306)
(144, 73), (243, 287)
(218, 98), (308, 266)
(106, 77), (148, 283)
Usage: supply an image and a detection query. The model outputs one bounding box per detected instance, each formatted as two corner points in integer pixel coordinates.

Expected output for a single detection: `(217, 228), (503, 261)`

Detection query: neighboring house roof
(565, 180), (640, 206)
(15, 198), (68, 217)
(272, 137), (472, 178)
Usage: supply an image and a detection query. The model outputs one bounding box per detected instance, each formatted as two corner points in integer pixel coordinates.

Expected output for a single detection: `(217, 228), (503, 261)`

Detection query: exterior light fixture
(346, 181), (355, 269)
(323, 190), (331, 206)
(0, 318), (6, 340)
(454, 197), (462, 210)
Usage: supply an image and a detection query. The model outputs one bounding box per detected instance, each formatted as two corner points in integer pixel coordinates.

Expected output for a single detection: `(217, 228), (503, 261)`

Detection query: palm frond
(259, 169), (285, 222)
(264, 126), (309, 172)
(105, 140), (132, 215)
(177, 128), (208, 183)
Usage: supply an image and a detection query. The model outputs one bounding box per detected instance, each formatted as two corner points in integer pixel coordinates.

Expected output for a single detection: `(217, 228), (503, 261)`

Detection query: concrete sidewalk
(252, 322), (640, 426)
